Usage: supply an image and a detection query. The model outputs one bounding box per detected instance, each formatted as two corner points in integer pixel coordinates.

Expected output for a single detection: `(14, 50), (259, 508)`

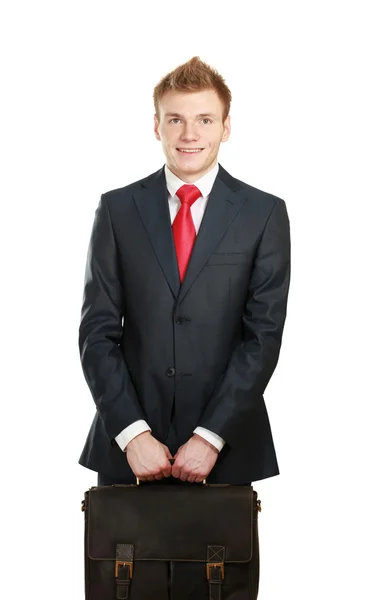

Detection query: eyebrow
(165, 112), (217, 119)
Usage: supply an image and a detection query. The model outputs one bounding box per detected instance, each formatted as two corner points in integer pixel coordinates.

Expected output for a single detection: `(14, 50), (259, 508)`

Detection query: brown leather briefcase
(81, 478), (261, 600)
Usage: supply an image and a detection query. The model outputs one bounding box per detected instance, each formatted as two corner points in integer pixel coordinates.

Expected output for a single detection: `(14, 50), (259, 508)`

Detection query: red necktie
(172, 184), (202, 282)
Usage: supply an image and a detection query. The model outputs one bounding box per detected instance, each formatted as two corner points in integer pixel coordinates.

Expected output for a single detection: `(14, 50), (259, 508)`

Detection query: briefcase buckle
(206, 562), (224, 580)
(115, 561), (133, 579)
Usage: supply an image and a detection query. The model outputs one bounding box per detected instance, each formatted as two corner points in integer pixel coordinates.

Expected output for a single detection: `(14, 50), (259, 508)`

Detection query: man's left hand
(171, 434), (219, 482)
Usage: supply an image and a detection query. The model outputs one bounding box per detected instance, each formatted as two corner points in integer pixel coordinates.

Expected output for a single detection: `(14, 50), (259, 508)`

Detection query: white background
(1, 1), (375, 598)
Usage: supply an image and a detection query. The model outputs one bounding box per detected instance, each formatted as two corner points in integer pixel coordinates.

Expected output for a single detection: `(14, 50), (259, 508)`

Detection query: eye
(201, 118), (212, 124)
(169, 118), (181, 124)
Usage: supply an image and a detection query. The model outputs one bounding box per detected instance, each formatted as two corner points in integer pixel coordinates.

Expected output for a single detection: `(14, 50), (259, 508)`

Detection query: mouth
(176, 148), (204, 154)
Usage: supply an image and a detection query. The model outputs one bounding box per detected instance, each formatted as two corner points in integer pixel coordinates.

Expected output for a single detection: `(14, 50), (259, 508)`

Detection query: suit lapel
(133, 167), (180, 298)
(132, 163), (245, 303)
(177, 164), (245, 305)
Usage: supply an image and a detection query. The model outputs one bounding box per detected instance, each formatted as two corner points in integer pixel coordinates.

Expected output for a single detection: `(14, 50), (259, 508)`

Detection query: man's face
(154, 89), (231, 182)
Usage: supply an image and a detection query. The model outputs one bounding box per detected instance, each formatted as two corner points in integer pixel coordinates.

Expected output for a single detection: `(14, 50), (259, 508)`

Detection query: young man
(78, 56), (291, 487)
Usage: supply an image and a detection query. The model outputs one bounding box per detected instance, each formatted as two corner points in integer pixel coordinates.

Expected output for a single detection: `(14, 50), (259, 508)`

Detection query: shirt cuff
(115, 420), (151, 452)
(193, 427), (226, 452)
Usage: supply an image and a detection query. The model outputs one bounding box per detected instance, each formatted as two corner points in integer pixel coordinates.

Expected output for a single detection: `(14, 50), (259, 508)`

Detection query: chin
(179, 160), (207, 169)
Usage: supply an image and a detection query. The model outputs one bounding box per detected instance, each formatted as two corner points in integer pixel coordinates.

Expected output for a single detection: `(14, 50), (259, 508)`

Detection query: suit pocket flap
(206, 252), (249, 266)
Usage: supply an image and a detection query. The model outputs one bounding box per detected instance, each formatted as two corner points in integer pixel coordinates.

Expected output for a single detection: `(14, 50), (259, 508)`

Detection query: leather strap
(115, 543), (134, 599)
(207, 545), (225, 600)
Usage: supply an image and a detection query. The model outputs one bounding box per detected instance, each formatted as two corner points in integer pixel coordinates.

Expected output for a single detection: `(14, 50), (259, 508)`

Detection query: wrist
(193, 433), (219, 453)
(125, 430), (151, 451)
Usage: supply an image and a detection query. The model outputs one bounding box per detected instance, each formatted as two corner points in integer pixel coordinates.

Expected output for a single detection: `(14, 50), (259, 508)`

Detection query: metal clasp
(115, 561), (133, 579)
(206, 562), (224, 580)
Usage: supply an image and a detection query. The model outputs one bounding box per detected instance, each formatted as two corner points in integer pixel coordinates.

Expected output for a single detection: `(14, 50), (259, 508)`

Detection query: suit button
(166, 367), (176, 377)
(175, 317), (190, 324)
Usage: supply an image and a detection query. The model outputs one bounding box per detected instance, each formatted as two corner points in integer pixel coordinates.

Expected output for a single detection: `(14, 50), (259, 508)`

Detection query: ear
(154, 114), (161, 141)
(222, 114), (231, 142)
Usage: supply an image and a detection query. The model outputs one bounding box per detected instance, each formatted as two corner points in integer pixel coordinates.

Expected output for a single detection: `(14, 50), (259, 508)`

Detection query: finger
(163, 445), (173, 459)
(171, 466), (181, 479)
(154, 473), (164, 480)
(163, 458), (173, 475)
(187, 475), (197, 483)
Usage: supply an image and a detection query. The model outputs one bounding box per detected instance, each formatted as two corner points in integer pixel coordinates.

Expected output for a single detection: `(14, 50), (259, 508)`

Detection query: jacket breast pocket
(206, 252), (249, 266)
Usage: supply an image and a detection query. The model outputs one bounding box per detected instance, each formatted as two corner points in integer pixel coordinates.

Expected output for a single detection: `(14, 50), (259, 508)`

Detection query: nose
(180, 121), (199, 142)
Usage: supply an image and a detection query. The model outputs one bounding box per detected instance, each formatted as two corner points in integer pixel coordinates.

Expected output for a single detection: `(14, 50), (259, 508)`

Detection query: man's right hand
(125, 431), (173, 481)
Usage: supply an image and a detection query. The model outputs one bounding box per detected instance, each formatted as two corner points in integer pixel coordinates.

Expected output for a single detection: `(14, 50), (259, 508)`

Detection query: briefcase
(81, 478), (261, 600)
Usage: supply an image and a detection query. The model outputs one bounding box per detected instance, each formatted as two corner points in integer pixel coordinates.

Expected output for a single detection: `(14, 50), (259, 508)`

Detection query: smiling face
(154, 88), (231, 183)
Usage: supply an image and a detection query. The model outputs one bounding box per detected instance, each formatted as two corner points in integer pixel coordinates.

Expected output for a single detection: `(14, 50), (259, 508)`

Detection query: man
(78, 56), (291, 487)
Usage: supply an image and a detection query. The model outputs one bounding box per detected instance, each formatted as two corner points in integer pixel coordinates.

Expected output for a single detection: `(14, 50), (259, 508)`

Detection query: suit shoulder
(239, 180), (285, 210)
(219, 165), (285, 210)
(234, 180), (287, 223)
(100, 168), (161, 205)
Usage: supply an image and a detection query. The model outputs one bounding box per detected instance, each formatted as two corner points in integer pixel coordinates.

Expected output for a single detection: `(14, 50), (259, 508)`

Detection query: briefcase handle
(136, 458), (206, 485)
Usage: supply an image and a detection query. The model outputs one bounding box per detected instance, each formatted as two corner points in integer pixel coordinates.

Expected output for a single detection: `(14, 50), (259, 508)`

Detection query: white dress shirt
(115, 161), (225, 453)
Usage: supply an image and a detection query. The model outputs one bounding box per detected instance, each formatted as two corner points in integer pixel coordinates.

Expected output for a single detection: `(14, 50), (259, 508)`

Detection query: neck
(166, 160), (217, 183)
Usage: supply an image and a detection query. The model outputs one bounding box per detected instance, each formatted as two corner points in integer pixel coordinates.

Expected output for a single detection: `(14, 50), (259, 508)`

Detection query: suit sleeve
(78, 194), (147, 442)
(197, 198), (291, 447)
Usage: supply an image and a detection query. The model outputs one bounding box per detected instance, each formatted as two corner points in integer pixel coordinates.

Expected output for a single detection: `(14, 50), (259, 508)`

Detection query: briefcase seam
(87, 555), (253, 563)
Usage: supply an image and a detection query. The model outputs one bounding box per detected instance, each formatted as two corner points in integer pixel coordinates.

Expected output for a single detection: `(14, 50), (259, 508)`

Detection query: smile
(177, 148), (204, 153)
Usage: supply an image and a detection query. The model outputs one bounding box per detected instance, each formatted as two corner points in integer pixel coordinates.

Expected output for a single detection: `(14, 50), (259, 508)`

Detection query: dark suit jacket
(78, 163), (291, 484)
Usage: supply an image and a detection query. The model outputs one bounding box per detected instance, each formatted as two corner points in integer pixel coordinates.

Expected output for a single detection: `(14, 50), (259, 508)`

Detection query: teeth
(178, 149), (202, 153)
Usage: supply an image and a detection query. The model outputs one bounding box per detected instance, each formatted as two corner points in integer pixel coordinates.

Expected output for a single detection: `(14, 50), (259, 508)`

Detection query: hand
(126, 432), (173, 481)
(171, 434), (219, 483)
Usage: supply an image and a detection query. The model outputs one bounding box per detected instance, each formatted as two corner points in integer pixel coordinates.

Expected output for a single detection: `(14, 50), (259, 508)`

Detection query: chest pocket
(206, 252), (249, 266)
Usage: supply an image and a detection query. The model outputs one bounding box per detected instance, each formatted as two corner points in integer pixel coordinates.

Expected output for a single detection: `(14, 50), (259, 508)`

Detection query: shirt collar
(164, 162), (219, 199)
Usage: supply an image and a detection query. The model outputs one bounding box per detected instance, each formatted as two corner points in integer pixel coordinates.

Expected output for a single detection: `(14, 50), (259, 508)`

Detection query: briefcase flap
(87, 484), (254, 563)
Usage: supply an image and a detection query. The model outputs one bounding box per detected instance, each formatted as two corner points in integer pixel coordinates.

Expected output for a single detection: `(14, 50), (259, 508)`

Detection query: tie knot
(176, 184), (202, 208)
